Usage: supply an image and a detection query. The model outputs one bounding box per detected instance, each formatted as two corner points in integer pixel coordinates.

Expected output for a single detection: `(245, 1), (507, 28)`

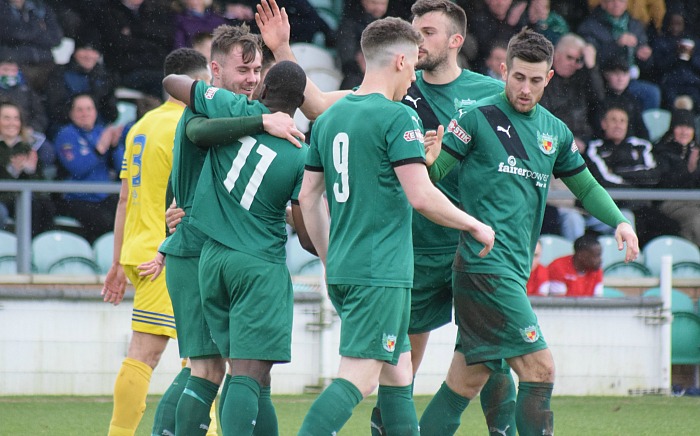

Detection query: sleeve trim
(554, 163), (586, 179)
(391, 157), (426, 168)
(305, 165), (324, 172)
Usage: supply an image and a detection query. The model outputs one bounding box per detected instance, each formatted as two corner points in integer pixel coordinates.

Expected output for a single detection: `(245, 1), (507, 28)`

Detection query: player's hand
(262, 112), (305, 147)
(138, 252), (165, 281)
(468, 219), (495, 258)
(424, 125), (444, 167)
(615, 222), (639, 263)
(255, 0), (290, 53)
(166, 199), (185, 234)
(102, 263), (126, 306)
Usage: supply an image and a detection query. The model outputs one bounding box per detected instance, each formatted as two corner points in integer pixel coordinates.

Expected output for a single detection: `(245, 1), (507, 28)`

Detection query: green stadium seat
(286, 234), (318, 275)
(0, 255), (17, 274)
(93, 232), (115, 275)
(643, 287), (695, 313)
(48, 257), (100, 275)
(604, 261), (652, 277)
(32, 231), (95, 274)
(671, 311), (700, 365)
(602, 286), (626, 298)
(599, 235), (634, 269)
(0, 230), (17, 257)
(642, 108), (671, 143)
(643, 236), (700, 276)
(539, 234), (573, 266)
(672, 261), (700, 278)
(297, 259), (324, 277)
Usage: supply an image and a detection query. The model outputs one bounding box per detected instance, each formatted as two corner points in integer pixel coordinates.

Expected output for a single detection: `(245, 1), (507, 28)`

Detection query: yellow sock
(108, 357), (153, 436)
(206, 399), (219, 436)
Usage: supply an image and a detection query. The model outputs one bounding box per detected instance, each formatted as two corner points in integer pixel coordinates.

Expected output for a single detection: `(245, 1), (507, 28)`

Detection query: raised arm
(163, 74), (196, 105)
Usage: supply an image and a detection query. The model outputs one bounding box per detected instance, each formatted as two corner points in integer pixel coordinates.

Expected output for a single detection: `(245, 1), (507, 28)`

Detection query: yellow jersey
(120, 101), (185, 265)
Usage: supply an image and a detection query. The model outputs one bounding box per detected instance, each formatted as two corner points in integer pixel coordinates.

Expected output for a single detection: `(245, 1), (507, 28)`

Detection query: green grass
(1, 394), (699, 435)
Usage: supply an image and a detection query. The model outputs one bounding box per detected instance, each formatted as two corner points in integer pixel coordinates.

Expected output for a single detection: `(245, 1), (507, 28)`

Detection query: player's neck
(355, 73), (397, 101)
(421, 59), (462, 85)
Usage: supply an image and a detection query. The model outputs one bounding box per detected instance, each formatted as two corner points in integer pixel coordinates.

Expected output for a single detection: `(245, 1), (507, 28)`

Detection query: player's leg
(479, 362), (517, 436)
(152, 359), (190, 436)
(252, 372), (278, 436)
(377, 349), (419, 435)
(220, 359), (274, 436)
(176, 357), (226, 436)
(507, 349), (555, 436)
(110, 266), (174, 436)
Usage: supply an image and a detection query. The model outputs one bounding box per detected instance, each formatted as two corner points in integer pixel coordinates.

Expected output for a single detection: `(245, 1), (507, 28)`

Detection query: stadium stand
(643, 236), (700, 276)
(642, 108), (672, 143)
(32, 230), (95, 274)
(92, 231), (115, 275)
(539, 234), (574, 266)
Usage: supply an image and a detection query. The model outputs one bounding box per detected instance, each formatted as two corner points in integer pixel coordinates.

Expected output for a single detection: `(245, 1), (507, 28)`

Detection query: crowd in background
(0, 0), (699, 246)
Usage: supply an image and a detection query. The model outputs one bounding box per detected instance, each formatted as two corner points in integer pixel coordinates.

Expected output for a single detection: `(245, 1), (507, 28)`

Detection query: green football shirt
(442, 92), (586, 282)
(189, 133), (307, 263)
(307, 93), (426, 287)
(406, 70), (504, 254)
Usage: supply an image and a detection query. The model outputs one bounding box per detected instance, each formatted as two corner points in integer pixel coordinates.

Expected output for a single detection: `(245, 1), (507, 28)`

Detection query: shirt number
(224, 136), (276, 210)
(333, 132), (349, 202)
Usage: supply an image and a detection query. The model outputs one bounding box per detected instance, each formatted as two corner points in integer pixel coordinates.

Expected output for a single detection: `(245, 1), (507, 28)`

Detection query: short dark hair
(574, 234), (600, 252)
(411, 0), (467, 38)
(361, 17), (423, 64)
(259, 60), (306, 114)
(163, 48), (208, 76)
(211, 24), (261, 65)
(506, 28), (554, 70)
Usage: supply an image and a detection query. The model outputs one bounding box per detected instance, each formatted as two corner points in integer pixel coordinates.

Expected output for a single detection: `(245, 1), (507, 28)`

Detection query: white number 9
(333, 132), (349, 202)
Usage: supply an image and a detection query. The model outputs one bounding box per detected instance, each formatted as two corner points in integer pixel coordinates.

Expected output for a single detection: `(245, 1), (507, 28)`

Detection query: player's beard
(416, 50), (448, 72)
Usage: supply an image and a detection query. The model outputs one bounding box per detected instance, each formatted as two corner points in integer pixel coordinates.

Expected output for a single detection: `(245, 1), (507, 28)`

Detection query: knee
(191, 358), (226, 384)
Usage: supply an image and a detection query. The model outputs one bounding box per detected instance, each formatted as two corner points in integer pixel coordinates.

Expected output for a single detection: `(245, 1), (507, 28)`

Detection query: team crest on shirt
(520, 325), (540, 343)
(453, 98), (476, 110)
(448, 119), (471, 144)
(537, 131), (558, 155)
(382, 333), (397, 352)
(204, 86), (219, 99)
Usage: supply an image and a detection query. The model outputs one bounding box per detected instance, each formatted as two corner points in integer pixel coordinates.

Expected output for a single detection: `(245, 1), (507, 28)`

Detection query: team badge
(537, 131), (557, 155)
(382, 333), (397, 352)
(448, 119), (471, 144)
(570, 140), (578, 153)
(204, 86), (219, 99)
(520, 326), (539, 343)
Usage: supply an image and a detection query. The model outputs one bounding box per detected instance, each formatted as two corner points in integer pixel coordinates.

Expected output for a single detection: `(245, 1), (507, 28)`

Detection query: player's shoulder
(460, 69), (505, 90)
(536, 104), (573, 135)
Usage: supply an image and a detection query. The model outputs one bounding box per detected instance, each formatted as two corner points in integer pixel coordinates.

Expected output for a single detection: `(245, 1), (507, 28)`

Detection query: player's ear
(499, 62), (507, 81)
(396, 53), (406, 71)
(448, 33), (464, 50)
(210, 60), (221, 80)
(545, 68), (555, 85)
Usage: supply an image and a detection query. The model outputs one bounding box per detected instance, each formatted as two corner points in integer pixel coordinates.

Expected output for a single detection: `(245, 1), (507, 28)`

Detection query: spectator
(336, 0), (388, 89)
(547, 235), (604, 297)
(172, 0), (227, 49)
(654, 109), (700, 246)
(588, 0), (666, 35)
(0, 55), (49, 135)
(651, 10), (693, 84)
(274, 0), (336, 45)
(0, 0), (63, 92)
(578, 0), (660, 111)
(519, 0), (569, 45)
(191, 31), (214, 64)
(54, 93), (123, 242)
(216, 0), (255, 23)
(0, 101), (55, 235)
(44, 33), (118, 139)
(599, 56), (650, 139)
(482, 41), (507, 81)
(470, 0), (525, 71)
(96, 0), (174, 98)
(527, 240), (549, 296)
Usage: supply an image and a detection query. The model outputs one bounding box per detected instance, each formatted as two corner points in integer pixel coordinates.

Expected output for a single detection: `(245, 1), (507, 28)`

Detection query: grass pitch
(1, 394), (698, 435)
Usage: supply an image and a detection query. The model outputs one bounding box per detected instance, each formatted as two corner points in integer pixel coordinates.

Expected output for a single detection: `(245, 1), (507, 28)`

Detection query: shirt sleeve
(191, 80), (269, 118)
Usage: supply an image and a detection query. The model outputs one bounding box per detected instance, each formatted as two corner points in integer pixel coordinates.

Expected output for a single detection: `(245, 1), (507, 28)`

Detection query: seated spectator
(547, 234), (604, 297)
(0, 101), (55, 235)
(588, 0), (666, 35)
(0, 0), (63, 92)
(599, 56), (650, 139)
(519, 0), (569, 45)
(470, 0), (524, 71)
(578, 0), (660, 111)
(482, 41), (507, 81)
(654, 109), (700, 246)
(527, 240), (549, 296)
(54, 94), (123, 242)
(96, 0), (174, 98)
(172, 0), (227, 49)
(337, 0), (388, 89)
(0, 55), (49, 135)
(44, 34), (118, 139)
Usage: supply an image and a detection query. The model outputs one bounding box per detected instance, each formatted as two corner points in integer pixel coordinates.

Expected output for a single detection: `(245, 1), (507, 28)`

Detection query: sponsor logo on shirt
(448, 119), (471, 144)
(453, 98), (476, 110)
(520, 325), (539, 343)
(382, 333), (397, 352)
(570, 140), (578, 154)
(403, 129), (424, 142)
(497, 155), (550, 188)
(204, 87), (219, 99)
(537, 131), (558, 155)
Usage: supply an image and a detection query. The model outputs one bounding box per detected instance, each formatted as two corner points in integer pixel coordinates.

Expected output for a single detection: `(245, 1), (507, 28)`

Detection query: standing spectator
(336, 0), (388, 89)
(0, 55), (49, 135)
(654, 109), (700, 246)
(172, 0), (227, 49)
(482, 41), (508, 81)
(97, 0), (174, 98)
(54, 93), (123, 243)
(0, 0), (63, 92)
(470, 0), (525, 71)
(44, 34), (118, 139)
(651, 9), (692, 84)
(599, 56), (649, 139)
(526, 241), (549, 296)
(520, 0), (569, 45)
(547, 235), (604, 297)
(578, 0), (660, 111)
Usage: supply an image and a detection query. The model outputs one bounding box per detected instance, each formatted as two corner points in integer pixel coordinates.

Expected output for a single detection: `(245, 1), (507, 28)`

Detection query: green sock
(252, 385), (278, 436)
(175, 376), (220, 436)
(515, 382), (554, 436)
(480, 371), (516, 436)
(418, 381), (470, 436)
(370, 397), (383, 436)
(298, 378), (363, 435)
(221, 375), (260, 436)
(218, 373), (232, 424)
(378, 385), (419, 435)
(151, 367), (190, 436)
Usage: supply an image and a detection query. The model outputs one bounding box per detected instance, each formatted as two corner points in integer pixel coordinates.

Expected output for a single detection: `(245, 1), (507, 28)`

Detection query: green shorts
(165, 254), (220, 359)
(409, 252), (454, 334)
(327, 284), (411, 365)
(199, 238), (293, 363)
(452, 272), (547, 365)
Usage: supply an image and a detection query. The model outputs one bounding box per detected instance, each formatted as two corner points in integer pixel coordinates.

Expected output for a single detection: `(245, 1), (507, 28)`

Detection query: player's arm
(290, 201), (317, 256)
(102, 179), (128, 305)
(256, 0), (350, 120)
(185, 113), (305, 148)
(395, 163), (495, 257)
(163, 74), (194, 105)
(562, 168), (639, 262)
(427, 150), (459, 182)
(298, 170), (329, 264)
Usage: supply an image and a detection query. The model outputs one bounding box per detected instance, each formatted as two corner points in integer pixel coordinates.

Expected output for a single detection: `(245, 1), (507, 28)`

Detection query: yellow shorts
(123, 264), (176, 339)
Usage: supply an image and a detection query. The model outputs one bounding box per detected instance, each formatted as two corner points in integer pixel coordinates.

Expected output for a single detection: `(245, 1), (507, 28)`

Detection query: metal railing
(1, 181), (699, 274)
